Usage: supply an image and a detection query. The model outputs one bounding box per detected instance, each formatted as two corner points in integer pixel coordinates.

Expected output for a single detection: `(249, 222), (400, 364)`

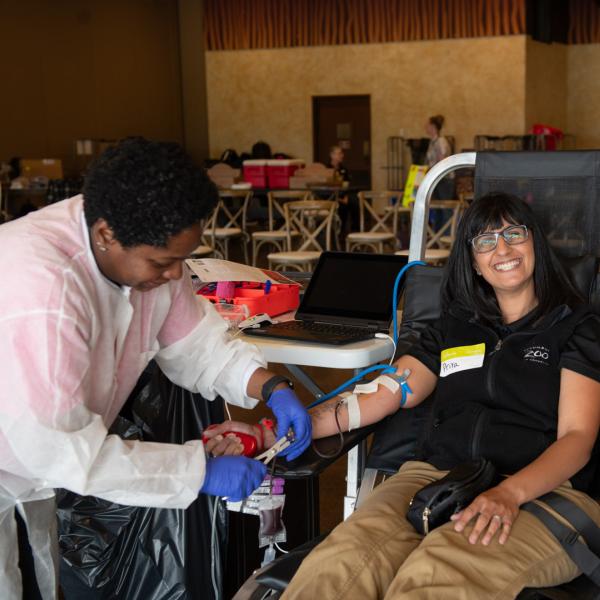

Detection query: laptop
(244, 251), (408, 345)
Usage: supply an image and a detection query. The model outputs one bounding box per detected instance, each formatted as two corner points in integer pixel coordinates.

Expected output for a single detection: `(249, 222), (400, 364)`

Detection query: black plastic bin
(57, 364), (227, 600)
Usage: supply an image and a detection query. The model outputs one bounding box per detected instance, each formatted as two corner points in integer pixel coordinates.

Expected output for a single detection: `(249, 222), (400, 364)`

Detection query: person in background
(328, 145), (349, 184)
(425, 114), (454, 231)
(0, 137), (311, 599)
(425, 114), (452, 176)
(328, 145), (358, 235)
(252, 140), (273, 160)
(425, 114), (453, 199)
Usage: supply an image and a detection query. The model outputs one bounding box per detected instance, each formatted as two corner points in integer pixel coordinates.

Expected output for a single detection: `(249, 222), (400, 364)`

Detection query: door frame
(312, 94), (371, 168)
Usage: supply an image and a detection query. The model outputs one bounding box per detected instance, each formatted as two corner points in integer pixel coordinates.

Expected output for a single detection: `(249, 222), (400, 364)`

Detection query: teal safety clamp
(387, 369), (413, 407)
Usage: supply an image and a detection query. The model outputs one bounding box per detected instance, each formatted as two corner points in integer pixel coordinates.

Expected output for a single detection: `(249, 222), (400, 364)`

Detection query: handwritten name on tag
(440, 343), (485, 378)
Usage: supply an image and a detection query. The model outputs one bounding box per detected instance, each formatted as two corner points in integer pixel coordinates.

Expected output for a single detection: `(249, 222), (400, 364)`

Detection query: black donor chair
(234, 151), (600, 600)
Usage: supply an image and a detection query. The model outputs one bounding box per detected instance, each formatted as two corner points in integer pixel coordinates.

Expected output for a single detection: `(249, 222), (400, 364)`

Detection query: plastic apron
(0, 197), (266, 598)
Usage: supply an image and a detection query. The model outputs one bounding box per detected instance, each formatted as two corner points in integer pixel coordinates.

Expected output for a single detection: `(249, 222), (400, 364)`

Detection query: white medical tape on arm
(342, 371), (411, 432)
(353, 375), (399, 396)
(373, 375), (400, 394)
(343, 393), (361, 431)
(353, 381), (378, 394)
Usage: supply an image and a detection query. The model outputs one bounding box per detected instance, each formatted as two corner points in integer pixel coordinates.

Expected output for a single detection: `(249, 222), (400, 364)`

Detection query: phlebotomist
(0, 137), (311, 599)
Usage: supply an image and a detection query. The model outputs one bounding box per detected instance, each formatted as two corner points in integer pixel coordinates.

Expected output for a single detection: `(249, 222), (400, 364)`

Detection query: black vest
(419, 305), (597, 492)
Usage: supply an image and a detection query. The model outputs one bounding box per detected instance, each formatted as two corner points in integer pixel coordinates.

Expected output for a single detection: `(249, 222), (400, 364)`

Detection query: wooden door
(313, 95), (371, 188)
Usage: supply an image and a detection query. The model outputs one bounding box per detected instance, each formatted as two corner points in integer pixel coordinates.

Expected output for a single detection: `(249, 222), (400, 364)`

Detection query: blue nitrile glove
(200, 456), (267, 501)
(267, 388), (312, 461)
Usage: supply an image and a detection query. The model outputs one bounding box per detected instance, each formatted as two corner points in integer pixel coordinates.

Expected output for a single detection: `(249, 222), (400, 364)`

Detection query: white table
(243, 333), (393, 367)
(242, 331), (395, 519)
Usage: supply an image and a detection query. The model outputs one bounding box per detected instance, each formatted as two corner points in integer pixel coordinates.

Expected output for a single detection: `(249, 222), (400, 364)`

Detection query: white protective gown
(0, 195), (266, 598)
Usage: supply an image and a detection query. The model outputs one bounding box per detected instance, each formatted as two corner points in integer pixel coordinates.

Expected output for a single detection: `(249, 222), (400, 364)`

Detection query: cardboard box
(207, 162), (242, 189)
(289, 163), (334, 189)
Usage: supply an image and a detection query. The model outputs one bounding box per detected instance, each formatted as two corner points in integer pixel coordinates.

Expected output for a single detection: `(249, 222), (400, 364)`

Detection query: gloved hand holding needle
(202, 388), (312, 463)
(266, 388), (312, 461)
(200, 390), (307, 500)
(199, 372), (312, 500)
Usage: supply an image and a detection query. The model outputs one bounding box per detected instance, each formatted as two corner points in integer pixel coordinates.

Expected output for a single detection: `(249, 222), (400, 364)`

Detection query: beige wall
(525, 40), (568, 131)
(567, 44), (600, 149)
(206, 36), (527, 189)
(0, 0), (183, 175)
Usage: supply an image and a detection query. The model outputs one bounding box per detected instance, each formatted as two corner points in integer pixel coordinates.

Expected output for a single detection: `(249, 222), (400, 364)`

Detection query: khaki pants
(282, 461), (600, 600)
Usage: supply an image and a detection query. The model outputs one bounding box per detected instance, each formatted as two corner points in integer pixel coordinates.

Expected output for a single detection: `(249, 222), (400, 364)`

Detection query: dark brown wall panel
(0, 0), (183, 173)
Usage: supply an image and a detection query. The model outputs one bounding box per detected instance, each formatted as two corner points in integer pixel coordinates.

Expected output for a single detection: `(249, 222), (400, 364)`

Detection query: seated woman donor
(205, 192), (600, 599)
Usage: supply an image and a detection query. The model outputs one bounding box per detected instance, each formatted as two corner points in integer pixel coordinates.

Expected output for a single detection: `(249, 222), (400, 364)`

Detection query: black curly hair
(83, 137), (218, 247)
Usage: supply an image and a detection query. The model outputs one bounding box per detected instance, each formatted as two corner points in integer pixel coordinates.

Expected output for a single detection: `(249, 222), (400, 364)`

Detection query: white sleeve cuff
(242, 360), (264, 404)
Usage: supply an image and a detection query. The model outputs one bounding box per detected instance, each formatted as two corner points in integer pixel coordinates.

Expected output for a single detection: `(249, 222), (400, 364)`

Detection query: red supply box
(242, 159), (268, 188)
(266, 159), (304, 189)
(197, 282), (299, 317)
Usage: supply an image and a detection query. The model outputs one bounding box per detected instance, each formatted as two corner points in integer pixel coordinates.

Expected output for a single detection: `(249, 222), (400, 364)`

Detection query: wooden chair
(345, 191), (400, 254)
(424, 199), (465, 249)
(205, 190), (251, 262)
(189, 235), (214, 258)
(251, 190), (309, 265)
(394, 247), (450, 264)
(267, 200), (337, 272)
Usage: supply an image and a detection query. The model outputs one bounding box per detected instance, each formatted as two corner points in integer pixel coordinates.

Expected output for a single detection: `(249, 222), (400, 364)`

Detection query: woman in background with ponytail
(426, 114), (454, 230)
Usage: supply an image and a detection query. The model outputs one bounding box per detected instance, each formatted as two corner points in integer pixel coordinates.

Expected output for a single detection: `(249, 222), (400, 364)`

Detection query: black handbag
(407, 459), (499, 534)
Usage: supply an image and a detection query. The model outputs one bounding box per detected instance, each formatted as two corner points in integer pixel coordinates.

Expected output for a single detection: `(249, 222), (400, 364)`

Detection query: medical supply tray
(197, 282), (299, 318)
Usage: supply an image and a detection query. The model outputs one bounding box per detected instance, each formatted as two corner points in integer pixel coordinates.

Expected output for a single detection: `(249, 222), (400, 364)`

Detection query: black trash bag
(57, 365), (227, 600)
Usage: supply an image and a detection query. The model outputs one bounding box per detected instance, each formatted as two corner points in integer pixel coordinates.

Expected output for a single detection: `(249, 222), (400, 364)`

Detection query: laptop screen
(296, 252), (409, 325)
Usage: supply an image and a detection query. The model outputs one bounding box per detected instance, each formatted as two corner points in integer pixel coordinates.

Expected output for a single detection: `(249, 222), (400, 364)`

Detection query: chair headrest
(399, 256), (600, 337)
(559, 255), (600, 307)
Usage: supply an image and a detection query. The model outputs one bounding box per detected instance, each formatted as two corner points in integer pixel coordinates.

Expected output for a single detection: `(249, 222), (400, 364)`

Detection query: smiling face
(91, 219), (203, 291)
(472, 219), (536, 299)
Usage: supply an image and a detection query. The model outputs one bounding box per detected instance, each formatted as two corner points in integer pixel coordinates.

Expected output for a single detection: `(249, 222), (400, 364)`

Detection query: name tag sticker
(440, 343), (486, 378)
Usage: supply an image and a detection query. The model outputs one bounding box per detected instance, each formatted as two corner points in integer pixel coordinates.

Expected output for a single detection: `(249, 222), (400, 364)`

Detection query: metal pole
(408, 152), (477, 262)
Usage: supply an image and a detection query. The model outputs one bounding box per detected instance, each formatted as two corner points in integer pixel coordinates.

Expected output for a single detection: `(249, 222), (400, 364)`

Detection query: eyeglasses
(469, 224), (529, 254)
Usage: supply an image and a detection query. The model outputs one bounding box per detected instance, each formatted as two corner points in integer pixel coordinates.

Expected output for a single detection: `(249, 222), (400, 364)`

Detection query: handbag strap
(522, 494), (600, 586)
(538, 492), (600, 554)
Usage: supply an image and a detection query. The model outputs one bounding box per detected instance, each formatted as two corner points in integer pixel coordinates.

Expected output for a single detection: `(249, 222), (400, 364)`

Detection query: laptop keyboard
(274, 321), (374, 339)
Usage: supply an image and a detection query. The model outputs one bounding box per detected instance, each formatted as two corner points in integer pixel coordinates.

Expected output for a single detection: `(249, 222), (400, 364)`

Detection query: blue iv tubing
(306, 261), (426, 409)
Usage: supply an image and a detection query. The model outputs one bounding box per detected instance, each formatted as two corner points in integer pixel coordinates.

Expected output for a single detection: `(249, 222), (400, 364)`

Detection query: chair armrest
(273, 424), (377, 479)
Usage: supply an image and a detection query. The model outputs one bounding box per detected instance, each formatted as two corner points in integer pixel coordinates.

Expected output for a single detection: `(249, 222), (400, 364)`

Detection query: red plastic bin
(243, 160), (268, 188)
(266, 159), (304, 189)
(197, 283), (299, 317)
